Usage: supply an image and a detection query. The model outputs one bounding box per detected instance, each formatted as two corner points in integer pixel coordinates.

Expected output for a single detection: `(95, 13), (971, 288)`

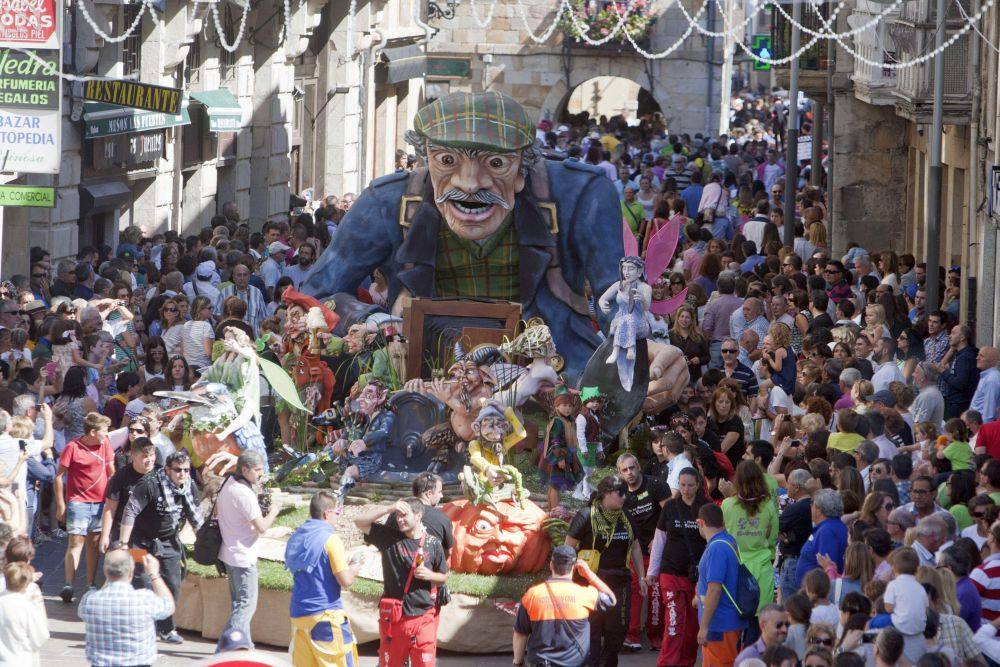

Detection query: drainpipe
(705, 8), (716, 135)
(356, 28), (386, 192)
(966, 0), (981, 330)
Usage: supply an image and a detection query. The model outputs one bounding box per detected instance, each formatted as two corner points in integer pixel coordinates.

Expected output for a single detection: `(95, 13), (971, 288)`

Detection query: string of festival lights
(16, 0), (1000, 83)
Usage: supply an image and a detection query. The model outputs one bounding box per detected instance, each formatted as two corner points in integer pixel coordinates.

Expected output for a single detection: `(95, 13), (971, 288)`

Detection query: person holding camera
(355, 497), (448, 667)
(646, 466), (712, 667)
(512, 545), (616, 667)
(78, 546), (174, 666)
(117, 449), (202, 645)
(214, 450), (280, 651)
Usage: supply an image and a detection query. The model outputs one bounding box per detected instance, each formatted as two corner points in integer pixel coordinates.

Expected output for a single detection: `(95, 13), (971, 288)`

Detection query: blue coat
(301, 160), (625, 381)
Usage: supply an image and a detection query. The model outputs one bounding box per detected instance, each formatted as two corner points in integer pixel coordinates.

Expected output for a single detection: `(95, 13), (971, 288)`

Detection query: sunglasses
(164, 307), (178, 313)
(811, 638), (834, 646)
(883, 503), (895, 511)
(974, 512), (988, 519)
(721, 348), (738, 354)
(129, 428), (146, 435)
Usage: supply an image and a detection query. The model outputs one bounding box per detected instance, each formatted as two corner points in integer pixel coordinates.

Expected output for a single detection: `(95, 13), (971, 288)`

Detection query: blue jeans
(709, 340), (723, 370)
(711, 216), (734, 241)
(218, 562), (258, 651)
(778, 556), (799, 604)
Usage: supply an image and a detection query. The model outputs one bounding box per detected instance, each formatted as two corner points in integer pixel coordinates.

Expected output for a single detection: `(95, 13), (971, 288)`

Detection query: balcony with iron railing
(846, 0), (900, 105)
(770, 3), (833, 96)
(890, 24), (970, 124)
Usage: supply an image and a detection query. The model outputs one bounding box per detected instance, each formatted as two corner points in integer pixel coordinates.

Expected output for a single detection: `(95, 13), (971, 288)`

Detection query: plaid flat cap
(414, 91), (535, 152)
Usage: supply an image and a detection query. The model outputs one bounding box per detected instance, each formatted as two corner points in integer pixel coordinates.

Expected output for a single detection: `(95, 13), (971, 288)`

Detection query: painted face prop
(355, 382), (388, 416)
(442, 498), (550, 575)
(427, 147), (525, 242)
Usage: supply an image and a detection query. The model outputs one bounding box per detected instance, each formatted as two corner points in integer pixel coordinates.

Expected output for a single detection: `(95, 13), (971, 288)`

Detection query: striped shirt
(214, 284), (267, 336)
(971, 553), (1000, 621)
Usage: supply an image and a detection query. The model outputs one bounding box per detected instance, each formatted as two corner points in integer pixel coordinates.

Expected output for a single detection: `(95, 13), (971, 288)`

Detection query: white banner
(0, 107), (60, 172)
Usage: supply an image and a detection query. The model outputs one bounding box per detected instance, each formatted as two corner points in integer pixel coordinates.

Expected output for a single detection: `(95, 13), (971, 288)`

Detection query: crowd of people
(513, 101), (1000, 667)
(0, 89), (995, 667)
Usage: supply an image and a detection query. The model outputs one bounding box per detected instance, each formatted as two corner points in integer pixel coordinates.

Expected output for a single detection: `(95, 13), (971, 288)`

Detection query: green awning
(83, 101), (190, 139)
(190, 88), (243, 133)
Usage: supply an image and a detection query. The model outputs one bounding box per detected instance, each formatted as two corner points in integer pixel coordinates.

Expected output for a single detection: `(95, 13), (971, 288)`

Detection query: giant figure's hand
(643, 341), (689, 413)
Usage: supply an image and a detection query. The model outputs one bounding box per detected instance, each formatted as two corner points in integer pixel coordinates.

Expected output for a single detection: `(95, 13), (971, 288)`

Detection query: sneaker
(51, 527), (67, 538)
(622, 641), (643, 652)
(59, 585), (73, 603)
(159, 631), (184, 644)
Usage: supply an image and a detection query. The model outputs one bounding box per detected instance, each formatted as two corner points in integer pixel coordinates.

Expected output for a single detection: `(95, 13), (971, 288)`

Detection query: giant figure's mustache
(435, 188), (511, 209)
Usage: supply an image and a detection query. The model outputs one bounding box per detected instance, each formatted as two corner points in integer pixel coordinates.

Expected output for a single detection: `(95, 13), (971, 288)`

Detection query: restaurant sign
(84, 79), (183, 116)
(0, 47), (58, 110)
(0, 184), (54, 207)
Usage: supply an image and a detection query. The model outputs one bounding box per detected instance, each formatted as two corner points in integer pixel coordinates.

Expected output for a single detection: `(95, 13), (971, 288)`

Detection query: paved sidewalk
(34, 533), (653, 665)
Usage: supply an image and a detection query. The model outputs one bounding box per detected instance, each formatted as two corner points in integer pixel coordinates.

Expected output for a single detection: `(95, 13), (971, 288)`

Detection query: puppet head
(344, 323), (375, 354)
(283, 288), (339, 341)
(471, 401), (511, 453)
(408, 92), (536, 242)
(355, 380), (389, 416)
(442, 498), (550, 575)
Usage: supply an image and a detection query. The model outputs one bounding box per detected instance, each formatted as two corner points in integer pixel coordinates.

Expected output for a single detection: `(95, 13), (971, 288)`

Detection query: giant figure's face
(442, 499), (550, 575)
(356, 383), (387, 415)
(427, 144), (526, 242)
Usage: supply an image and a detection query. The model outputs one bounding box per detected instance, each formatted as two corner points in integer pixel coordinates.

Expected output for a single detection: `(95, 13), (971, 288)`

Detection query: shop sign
(84, 79), (182, 116)
(0, 184), (54, 207)
(0, 47), (58, 110)
(92, 130), (165, 169)
(0, 0), (58, 49)
(83, 106), (189, 139)
(0, 106), (59, 172)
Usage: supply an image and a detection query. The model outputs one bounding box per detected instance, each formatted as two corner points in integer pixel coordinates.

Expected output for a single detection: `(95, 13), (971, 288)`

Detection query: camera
(257, 488), (273, 515)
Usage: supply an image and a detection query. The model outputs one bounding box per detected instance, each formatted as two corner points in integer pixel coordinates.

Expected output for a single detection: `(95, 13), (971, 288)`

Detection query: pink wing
(622, 218), (639, 258)
(650, 287), (689, 317)
(643, 219), (681, 283)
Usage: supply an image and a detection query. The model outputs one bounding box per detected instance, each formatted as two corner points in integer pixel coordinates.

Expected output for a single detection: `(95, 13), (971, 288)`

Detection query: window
(218, 5), (238, 82)
(185, 35), (201, 85)
(121, 4), (143, 77)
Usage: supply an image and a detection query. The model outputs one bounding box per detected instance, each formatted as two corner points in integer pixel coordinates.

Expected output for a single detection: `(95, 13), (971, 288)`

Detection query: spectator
(734, 603), (791, 664)
(214, 263), (266, 335)
(98, 437), (156, 554)
(722, 460), (778, 614)
(970, 346), (1000, 423)
(911, 362), (945, 429)
(355, 497), (448, 667)
(78, 547), (174, 667)
(55, 412), (114, 603)
(215, 450), (281, 651)
(795, 488), (848, 588)
(179, 296), (215, 371)
(938, 545), (981, 632)
(384, 471), (454, 555)
(513, 545), (615, 667)
(883, 548), (929, 662)
(777, 469), (814, 602)
(286, 490), (362, 666)
(0, 561), (49, 663)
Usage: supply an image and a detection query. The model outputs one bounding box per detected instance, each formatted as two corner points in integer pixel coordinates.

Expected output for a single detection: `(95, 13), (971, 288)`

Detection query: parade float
(175, 91), (690, 651)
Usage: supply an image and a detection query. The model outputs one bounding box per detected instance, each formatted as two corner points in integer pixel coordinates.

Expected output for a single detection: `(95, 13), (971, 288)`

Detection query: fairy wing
(644, 218), (681, 284)
(650, 288), (689, 317)
(259, 356), (310, 413)
(622, 217), (639, 258)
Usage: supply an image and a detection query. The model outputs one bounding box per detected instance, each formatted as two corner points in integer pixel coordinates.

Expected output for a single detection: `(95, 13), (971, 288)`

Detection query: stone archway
(548, 75), (663, 124)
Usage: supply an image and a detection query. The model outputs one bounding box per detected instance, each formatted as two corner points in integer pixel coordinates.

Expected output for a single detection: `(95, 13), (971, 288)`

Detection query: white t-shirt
(874, 435), (899, 459)
(217, 478), (263, 568)
(961, 524), (988, 549)
(666, 453), (692, 492)
(884, 573), (928, 634)
(0, 434), (42, 493)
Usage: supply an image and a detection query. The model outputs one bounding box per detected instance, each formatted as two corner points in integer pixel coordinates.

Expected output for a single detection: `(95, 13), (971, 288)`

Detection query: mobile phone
(861, 631), (878, 644)
(130, 547), (148, 563)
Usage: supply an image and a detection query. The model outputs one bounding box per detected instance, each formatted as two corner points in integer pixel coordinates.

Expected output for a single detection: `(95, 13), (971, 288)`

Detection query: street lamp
(427, 0), (460, 20)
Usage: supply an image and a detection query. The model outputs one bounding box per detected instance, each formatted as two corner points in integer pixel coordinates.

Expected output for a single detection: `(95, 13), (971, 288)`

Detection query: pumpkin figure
(441, 498), (551, 575)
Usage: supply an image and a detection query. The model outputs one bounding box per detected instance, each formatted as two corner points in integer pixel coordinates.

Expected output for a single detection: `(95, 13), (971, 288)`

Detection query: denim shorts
(66, 501), (103, 536)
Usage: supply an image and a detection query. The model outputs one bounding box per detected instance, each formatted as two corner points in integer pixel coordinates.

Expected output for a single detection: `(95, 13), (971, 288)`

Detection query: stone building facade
(2, 0), (721, 276)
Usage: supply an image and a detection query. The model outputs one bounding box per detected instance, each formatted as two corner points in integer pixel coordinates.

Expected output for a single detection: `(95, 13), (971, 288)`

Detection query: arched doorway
(557, 76), (661, 124)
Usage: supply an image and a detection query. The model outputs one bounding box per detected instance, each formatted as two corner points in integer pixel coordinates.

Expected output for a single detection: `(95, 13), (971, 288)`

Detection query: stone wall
(830, 92), (909, 256)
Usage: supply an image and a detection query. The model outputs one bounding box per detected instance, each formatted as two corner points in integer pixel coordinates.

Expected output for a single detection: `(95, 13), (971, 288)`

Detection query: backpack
(717, 538), (760, 622)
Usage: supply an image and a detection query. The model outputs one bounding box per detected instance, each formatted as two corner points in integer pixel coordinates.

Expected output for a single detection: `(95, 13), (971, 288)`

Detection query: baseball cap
(551, 545), (577, 568)
(267, 241), (292, 255)
(116, 243), (142, 261)
(217, 629), (253, 652)
(869, 390), (897, 407)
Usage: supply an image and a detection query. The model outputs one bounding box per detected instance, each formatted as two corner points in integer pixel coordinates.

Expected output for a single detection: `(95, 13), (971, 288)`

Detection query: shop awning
(79, 181), (131, 217)
(378, 45), (471, 84)
(82, 101), (190, 139)
(189, 88), (243, 133)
